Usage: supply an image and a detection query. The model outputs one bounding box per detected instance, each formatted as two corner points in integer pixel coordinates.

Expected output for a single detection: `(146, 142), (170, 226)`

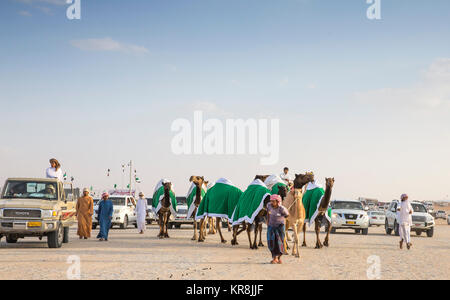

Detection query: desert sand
(0, 223), (449, 280)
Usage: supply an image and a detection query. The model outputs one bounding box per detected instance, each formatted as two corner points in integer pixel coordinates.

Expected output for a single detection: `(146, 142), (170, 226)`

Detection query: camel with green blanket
(152, 179), (177, 239)
(186, 176), (208, 241)
(195, 178), (243, 243)
(231, 178), (271, 250)
(302, 177), (335, 249)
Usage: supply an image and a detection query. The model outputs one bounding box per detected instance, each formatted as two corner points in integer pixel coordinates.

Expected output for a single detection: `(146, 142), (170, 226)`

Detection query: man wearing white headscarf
(397, 194), (413, 250)
(135, 192), (148, 234)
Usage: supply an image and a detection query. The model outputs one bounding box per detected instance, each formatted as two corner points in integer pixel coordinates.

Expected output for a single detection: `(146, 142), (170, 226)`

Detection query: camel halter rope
(286, 187), (301, 211)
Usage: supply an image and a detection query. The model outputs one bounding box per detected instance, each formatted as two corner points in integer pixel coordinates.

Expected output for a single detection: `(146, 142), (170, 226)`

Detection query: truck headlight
(42, 210), (57, 218)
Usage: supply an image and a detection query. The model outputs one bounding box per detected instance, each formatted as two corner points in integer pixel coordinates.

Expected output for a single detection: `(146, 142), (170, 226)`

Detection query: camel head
(162, 182), (172, 208)
(254, 175), (269, 182)
(278, 185), (288, 200)
(189, 175), (205, 187)
(325, 177), (335, 189)
(293, 172), (314, 189)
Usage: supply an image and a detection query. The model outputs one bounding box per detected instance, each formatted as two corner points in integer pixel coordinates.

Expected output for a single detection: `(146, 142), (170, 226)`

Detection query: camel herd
(153, 173), (335, 259)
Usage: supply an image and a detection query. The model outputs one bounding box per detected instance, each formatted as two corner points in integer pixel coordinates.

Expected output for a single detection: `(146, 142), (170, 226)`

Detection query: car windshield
(333, 201), (363, 210)
(2, 180), (58, 200)
(177, 208), (188, 214)
(412, 203), (427, 213)
(109, 197), (126, 206)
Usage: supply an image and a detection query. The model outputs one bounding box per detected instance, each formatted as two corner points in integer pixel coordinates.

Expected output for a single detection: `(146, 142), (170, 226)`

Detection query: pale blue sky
(0, 0), (449, 201)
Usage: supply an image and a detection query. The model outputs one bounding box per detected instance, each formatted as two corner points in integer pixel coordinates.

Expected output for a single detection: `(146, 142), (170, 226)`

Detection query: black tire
(416, 230), (422, 236)
(394, 222), (400, 236)
(168, 223), (174, 229)
(426, 227), (434, 237)
(175, 224), (181, 229)
(362, 228), (368, 235)
(385, 219), (392, 235)
(134, 223), (138, 228)
(6, 235), (18, 244)
(120, 216), (128, 229)
(92, 224), (97, 230)
(47, 224), (64, 248)
(63, 227), (70, 243)
(330, 228), (336, 234)
(355, 229), (361, 234)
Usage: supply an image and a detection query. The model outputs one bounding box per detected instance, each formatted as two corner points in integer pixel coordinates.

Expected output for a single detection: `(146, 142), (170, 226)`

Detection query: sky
(0, 0), (449, 201)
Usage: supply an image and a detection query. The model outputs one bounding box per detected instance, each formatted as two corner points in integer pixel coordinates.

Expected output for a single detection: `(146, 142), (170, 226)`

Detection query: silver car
(368, 210), (385, 227)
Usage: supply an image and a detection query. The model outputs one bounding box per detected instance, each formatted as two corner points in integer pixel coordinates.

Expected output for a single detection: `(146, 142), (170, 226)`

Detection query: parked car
(0, 178), (76, 248)
(168, 204), (193, 229)
(330, 200), (369, 235)
(435, 210), (446, 220)
(145, 198), (156, 224)
(368, 210), (385, 227)
(385, 200), (435, 237)
(93, 195), (137, 229)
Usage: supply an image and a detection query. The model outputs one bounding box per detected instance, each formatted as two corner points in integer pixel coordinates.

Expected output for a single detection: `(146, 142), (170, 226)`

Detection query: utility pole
(129, 160), (132, 196)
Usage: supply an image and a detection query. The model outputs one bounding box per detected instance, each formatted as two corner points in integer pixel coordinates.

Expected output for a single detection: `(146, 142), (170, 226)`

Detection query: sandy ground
(0, 223), (449, 280)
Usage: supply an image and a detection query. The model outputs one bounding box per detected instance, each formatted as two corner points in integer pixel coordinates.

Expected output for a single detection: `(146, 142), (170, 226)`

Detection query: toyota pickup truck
(0, 178), (77, 248)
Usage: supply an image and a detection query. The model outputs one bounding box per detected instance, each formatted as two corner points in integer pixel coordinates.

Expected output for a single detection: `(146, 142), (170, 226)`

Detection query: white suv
(330, 200), (369, 235)
(93, 196), (137, 229)
(385, 200), (434, 237)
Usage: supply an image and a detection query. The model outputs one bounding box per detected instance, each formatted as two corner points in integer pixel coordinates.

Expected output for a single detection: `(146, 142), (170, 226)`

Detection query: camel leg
(216, 218), (227, 244)
(285, 220), (292, 242)
(227, 220), (232, 232)
(323, 218), (331, 247)
(292, 223), (300, 258)
(302, 223), (307, 247)
(158, 213), (164, 238)
(258, 223), (264, 247)
(252, 223), (259, 250)
(164, 213), (170, 238)
(231, 225), (238, 246)
(198, 218), (205, 242)
(192, 208), (198, 241)
(314, 219), (322, 249)
(247, 225), (254, 249)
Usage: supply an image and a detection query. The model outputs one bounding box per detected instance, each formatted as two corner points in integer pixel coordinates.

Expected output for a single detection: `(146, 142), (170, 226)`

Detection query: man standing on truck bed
(76, 188), (94, 240)
(46, 158), (63, 182)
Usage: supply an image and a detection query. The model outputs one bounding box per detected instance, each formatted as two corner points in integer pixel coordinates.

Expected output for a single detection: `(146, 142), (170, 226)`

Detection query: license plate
(346, 221), (356, 225)
(27, 222), (42, 228)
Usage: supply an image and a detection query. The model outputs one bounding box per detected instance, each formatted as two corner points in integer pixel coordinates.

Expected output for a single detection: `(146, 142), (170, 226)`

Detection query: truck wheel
(416, 230), (422, 236)
(355, 229), (361, 234)
(48, 224), (64, 248)
(175, 224), (181, 229)
(120, 216), (128, 229)
(394, 222), (400, 236)
(6, 235), (18, 244)
(92, 224), (97, 230)
(385, 219), (392, 235)
(134, 223), (138, 228)
(426, 227), (434, 237)
(362, 228), (368, 235)
(330, 228), (336, 234)
(63, 227), (70, 243)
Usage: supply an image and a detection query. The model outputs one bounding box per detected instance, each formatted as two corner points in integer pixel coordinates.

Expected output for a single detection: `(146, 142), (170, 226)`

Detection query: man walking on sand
(76, 188), (94, 239)
(397, 194), (413, 250)
(135, 192), (148, 234)
(97, 192), (113, 241)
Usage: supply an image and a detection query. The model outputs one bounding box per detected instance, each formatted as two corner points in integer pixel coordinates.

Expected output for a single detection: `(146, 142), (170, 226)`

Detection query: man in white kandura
(135, 192), (148, 234)
(397, 193), (413, 250)
(280, 167), (293, 186)
(46, 158), (63, 181)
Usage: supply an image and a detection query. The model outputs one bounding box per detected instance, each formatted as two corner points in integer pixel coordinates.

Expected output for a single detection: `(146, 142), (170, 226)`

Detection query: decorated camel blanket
(303, 181), (331, 226)
(195, 178), (242, 221)
(186, 183), (206, 219)
(152, 179), (177, 216)
(264, 175), (289, 195)
(231, 179), (271, 226)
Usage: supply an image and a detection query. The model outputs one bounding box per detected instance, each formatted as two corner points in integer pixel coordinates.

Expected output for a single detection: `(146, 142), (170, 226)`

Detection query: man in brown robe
(76, 188), (94, 239)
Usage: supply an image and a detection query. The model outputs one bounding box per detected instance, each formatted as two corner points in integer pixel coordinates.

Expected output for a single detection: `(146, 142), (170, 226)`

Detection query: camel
(157, 182), (173, 239)
(207, 217), (216, 234)
(188, 176), (208, 241)
(283, 173), (315, 257)
(302, 177), (335, 249)
(198, 216), (227, 243)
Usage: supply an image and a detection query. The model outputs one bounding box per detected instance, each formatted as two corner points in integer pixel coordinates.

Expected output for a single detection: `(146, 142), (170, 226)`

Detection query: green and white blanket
(186, 183), (206, 218)
(231, 179), (271, 226)
(264, 174), (289, 195)
(303, 182), (331, 226)
(195, 178), (243, 221)
(152, 179), (177, 216)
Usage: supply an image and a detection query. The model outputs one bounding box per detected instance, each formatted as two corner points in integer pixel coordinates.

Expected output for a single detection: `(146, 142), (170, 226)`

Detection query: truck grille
(412, 215), (426, 222)
(345, 214), (357, 220)
(3, 209), (41, 218)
